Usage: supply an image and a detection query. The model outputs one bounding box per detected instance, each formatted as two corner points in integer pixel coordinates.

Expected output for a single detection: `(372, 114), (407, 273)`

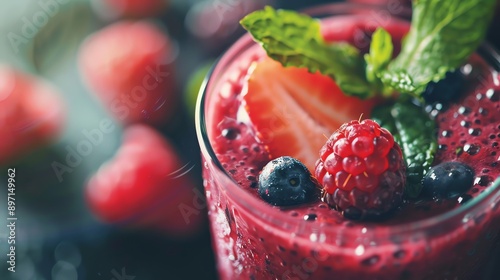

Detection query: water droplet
(222, 128), (239, 140)
(458, 194), (473, 204)
(475, 176), (493, 186)
(468, 128), (482, 136)
(478, 107), (488, 116)
(361, 255), (380, 266)
(355, 245), (365, 256)
(304, 214), (317, 221)
(458, 106), (471, 115)
(464, 144), (480, 155)
(438, 144), (448, 151)
(442, 130), (453, 137)
(486, 89), (499, 101)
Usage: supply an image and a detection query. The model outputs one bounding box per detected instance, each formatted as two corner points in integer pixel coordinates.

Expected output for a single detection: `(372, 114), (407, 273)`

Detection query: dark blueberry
(258, 156), (320, 206)
(422, 70), (464, 104)
(422, 162), (474, 199)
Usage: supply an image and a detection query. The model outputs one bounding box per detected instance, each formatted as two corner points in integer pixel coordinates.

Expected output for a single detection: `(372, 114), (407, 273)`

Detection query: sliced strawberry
(100, 0), (168, 18)
(243, 58), (377, 172)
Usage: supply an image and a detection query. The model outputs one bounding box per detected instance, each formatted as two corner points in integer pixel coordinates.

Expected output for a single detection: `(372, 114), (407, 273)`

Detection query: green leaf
(28, 3), (97, 75)
(372, 102), (437, 198)
(387, 0), (497, 96)
(240, 6), (375, 99)
(364, 28), (393, 84)
(371, 105), (399, 143)
(379, 70), (417, 95)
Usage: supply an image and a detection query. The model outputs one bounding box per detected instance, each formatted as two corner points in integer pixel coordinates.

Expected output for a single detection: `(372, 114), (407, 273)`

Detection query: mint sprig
(372, 102), (437, 198)
(240, 2), (495, 197)
(364, 28), (393, 86)
(385, 0), (497, 96)
(240, 6), (375, 99)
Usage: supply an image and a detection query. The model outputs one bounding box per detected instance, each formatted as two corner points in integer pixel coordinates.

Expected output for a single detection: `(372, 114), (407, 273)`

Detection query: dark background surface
(0, 0), (498, 280)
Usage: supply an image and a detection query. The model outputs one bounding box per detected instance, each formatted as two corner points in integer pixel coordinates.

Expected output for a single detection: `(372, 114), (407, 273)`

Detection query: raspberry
(315, 119), (406, 219)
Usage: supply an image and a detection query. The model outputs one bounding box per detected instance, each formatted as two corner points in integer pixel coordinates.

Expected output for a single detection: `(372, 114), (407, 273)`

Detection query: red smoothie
(196, 3), (500, 280)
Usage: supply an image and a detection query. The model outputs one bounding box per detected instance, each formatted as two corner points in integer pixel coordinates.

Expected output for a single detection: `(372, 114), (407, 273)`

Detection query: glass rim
(195, 2), (500, 236)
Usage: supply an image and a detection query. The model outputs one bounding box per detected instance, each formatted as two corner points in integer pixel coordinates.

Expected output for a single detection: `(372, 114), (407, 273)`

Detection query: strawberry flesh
(243, 58), (377, 172)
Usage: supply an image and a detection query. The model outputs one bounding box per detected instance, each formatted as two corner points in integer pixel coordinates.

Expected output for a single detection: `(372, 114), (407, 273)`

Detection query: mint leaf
(372, 102), (437, 198)
(387, 0), (497, 95)
(240, 6), (375, 99)
(379, 70), (417, 95)
(365, 28), (393, 85)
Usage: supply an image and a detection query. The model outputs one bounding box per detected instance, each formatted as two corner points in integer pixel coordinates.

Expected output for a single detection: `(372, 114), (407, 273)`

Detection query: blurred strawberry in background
(347, 0), (411, 5)
(78, 20), (178, 127)
(85, 124), (204, 237)
(91, 0), (170, 19)
(0, 65), (65, 165)
(185, 0), (275, 52)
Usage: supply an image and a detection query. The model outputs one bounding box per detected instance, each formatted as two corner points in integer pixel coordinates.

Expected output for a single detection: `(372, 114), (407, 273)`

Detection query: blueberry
(422, 70), (464, 104)
(422, 161), (474, 199)
(258, 156), (320, 206)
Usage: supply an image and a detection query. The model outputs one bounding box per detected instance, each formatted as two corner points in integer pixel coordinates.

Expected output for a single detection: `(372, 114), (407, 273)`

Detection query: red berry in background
(315, 119), (406, 220)
(346, 0), (412, 7)
(0, 65), (65, 165)
(185, 0), (272, 51)
(78, 20), (178, 127)
(92, 0), (169, 18)
(85, 124), (204, 237)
